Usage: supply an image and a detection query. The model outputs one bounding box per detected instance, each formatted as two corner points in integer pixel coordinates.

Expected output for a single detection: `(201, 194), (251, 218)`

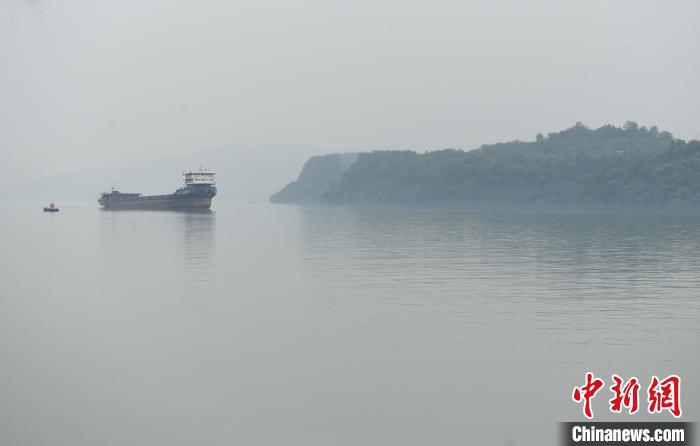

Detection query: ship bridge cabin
(183, 169), (216, 186)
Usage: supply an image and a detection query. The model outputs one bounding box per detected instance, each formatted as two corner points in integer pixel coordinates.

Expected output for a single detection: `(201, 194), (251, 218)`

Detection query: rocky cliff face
(270, 153), (358, 204)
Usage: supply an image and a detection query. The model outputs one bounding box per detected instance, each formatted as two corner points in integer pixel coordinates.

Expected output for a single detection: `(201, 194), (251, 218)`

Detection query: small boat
(43, 203), (59, 213)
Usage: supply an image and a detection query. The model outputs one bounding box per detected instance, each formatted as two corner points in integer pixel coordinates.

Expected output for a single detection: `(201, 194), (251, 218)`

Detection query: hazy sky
(2, 0), (699, 185)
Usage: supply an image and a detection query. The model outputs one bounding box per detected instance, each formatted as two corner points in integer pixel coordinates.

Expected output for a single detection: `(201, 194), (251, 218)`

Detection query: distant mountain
(271, 122), (700, 207)
(270, 153), (358, 204)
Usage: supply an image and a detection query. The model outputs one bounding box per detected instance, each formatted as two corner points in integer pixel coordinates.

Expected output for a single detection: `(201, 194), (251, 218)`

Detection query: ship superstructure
(98, 169), (217, 210)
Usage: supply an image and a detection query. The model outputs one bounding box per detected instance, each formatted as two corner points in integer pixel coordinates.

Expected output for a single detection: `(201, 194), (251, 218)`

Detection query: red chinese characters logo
(609, 375), (640, 415)
(572, 372), (605, 419)
(572, 373), (682, 419)
(648, 375), (682, 418)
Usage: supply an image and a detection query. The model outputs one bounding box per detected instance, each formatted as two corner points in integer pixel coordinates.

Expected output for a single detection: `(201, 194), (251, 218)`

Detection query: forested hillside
(273, 123), (700, 207)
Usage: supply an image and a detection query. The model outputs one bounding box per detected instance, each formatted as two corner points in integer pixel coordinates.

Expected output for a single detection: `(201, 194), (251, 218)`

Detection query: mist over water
(2, 1), (700, 187)
(3, 0), (699, 443)
(1, 204), (698, 445)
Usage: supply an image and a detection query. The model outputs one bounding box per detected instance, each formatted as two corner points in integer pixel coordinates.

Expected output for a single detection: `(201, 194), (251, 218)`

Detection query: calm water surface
(1, 203), (699, 445)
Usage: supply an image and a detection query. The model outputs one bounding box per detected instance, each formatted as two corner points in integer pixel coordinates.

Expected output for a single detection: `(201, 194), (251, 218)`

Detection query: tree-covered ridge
(272, 123), (700, 207)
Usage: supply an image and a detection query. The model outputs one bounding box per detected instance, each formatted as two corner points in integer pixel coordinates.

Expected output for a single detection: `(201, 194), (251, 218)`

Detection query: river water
(1, 203), (698, 445)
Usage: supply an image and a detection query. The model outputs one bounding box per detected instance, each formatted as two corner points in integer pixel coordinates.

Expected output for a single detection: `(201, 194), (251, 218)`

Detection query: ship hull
(99, 196), (213, 210)
(99, 184), (217, 210)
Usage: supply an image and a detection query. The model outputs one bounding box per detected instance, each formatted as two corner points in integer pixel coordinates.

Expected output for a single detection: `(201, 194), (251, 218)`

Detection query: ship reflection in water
(96, 206), (217, 335)
(179, 210), (216, 333)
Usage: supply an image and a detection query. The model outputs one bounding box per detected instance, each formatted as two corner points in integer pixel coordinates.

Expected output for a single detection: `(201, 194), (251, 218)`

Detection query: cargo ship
(98, 169), (217, 210)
